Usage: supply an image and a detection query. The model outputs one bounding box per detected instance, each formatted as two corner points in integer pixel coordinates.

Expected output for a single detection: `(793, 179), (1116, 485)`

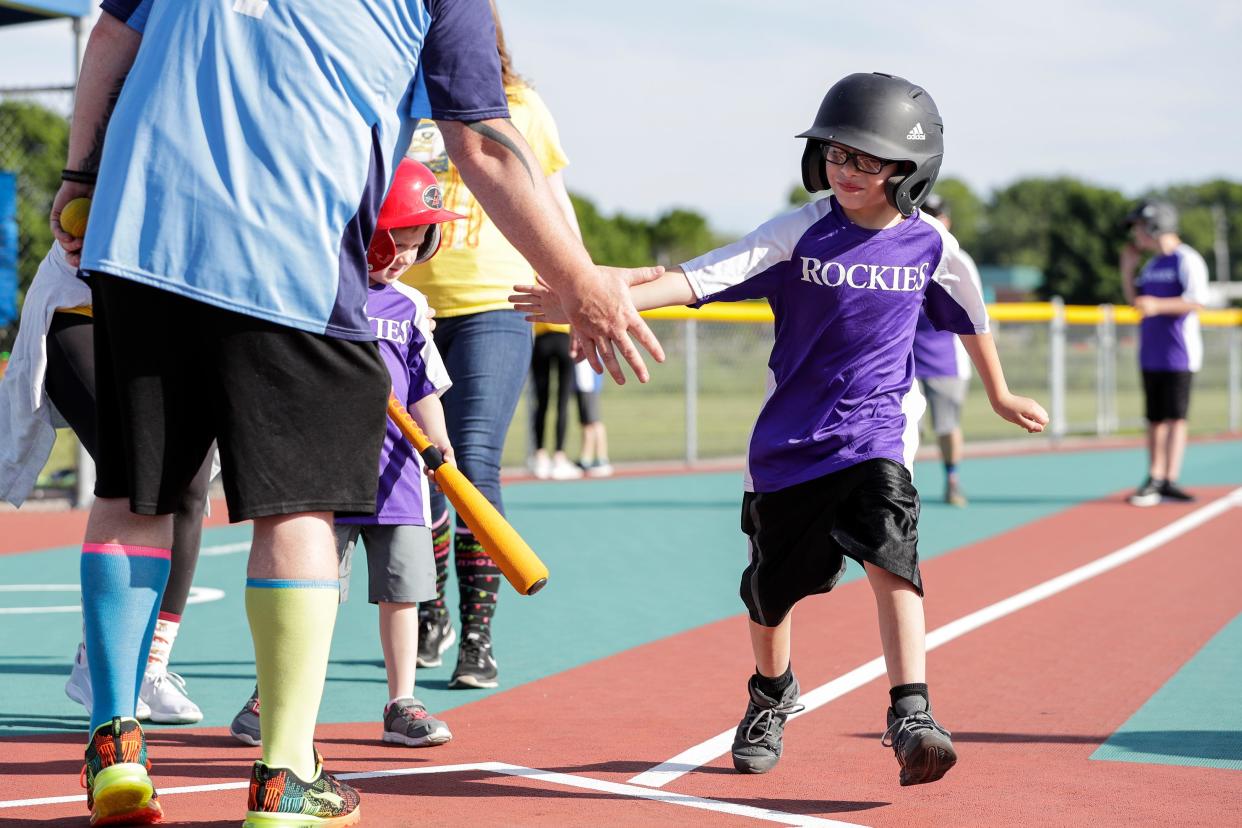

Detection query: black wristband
(61, 168), (97, 185)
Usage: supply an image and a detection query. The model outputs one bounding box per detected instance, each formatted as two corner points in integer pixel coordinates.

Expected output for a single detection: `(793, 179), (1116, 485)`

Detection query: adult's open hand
(562, 265), (665, 385)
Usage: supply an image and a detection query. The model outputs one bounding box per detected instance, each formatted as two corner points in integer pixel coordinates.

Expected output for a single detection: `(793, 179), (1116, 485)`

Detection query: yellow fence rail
(643, 302), (1242, 328)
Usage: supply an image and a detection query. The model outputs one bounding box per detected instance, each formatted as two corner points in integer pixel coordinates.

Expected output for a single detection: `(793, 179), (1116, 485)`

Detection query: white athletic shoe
(64, 642), (166, 720)
(550, 454), (583, 480)
(65, 642), (93, 714)
(139, 669), (203, 724)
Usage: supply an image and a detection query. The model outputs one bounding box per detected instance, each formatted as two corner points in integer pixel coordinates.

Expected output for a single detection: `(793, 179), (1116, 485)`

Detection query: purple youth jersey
(1135, 244), (1210, 373)
(338, 282), (450, 526)
(682, 197), (988, 493)
(912, 246), (981, 380)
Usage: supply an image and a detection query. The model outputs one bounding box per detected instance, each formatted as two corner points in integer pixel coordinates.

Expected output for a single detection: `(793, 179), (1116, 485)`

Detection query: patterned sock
(245, 579), (339, 780)
(80, 543), (170, 732)
(455, 530), (500, 628)
(146, 612), (180, 674)
(420, 511), (452, 620)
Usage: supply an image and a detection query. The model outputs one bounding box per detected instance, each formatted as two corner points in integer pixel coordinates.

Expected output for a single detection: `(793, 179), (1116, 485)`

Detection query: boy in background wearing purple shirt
(1120, 201), (1209, 506)
(230, 161), (462, 750)
(912, 194), (983, 507)
(514, 72), (1048, 786)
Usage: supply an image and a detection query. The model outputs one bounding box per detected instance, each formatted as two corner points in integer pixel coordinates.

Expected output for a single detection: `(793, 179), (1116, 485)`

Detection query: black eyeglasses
(822, 144), (889, 175)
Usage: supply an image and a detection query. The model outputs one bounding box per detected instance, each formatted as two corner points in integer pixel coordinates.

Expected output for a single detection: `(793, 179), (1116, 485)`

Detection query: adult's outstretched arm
(438, 118), (665, 384)
(51, 12), (142, 262)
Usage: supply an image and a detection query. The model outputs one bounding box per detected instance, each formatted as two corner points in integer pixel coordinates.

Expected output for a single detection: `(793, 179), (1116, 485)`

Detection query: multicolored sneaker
(381, 698), (453, 747)
(230, 686), (262, 746)
(243, 752), (361, 828)
(81, 716), (163, 826)
(882, 707), (958, 786)
(415, 614), (457, 668)
(730, 673), (804, 774)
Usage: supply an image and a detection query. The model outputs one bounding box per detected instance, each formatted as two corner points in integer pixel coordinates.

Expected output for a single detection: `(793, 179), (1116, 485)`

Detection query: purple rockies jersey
(912, 247), (981, 380)
(682, 197), (988, 493)
(1135, 245), (1210, 373)
(338, 282), (450, 525)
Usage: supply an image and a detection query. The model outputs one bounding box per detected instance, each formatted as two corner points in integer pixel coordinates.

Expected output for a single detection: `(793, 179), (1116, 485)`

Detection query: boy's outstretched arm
(960, 333), (1050, 433)
(511, 268), (694, 324)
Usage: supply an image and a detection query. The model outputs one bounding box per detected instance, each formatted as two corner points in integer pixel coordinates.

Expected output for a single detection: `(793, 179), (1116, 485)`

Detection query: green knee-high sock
(245, 578), (339, 780)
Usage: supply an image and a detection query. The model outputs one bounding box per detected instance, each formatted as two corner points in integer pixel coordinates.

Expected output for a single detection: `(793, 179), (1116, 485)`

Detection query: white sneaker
(65, 642), (93, 714)
(530, 452), (552, 480)
(550, 454), (583, 480)
(140, 669), (203, 724)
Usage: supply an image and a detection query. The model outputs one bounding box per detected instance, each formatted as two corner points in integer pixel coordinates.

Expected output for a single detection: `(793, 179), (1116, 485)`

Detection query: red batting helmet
(366, 159), (464, 273)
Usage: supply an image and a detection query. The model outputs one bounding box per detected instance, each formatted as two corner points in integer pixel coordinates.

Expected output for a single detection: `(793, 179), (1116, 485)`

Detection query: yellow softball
(60, 197), (91, 239)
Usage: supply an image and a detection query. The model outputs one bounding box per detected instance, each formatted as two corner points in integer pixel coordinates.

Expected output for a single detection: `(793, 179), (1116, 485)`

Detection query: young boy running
(515, 72), (1048, 786)
(230, 160), (462, 754)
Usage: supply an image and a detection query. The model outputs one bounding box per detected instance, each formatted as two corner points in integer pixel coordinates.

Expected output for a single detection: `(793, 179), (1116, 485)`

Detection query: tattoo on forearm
(80, 74), (127, 173)
(465, 120), (534, 186)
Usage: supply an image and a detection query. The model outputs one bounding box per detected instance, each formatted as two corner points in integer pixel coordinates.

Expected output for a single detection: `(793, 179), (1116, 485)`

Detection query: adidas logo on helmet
(906, 123), (926, 141)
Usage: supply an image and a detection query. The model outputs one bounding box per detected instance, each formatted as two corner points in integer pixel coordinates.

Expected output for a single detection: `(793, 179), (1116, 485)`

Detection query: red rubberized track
(3, 488), (1240, 825)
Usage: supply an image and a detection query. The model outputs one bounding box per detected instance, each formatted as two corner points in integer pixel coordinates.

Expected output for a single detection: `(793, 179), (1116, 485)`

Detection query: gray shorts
(335, 524), (436, 605)
(920, 376), (969, 436)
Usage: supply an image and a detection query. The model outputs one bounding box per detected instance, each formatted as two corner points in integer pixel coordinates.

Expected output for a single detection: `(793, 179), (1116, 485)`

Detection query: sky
(1, 1), (1238, 234)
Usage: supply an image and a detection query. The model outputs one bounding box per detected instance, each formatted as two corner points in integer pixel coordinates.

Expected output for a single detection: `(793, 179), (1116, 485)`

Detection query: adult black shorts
(1142, 370), (1192, 422)
(739, 458), (922, 627)
(90, 274), (390, 521)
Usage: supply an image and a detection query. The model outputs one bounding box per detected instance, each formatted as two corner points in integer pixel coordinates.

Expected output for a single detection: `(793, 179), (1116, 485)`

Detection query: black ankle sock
(754, 664), (794, 697)
(889, 683), (929, 717)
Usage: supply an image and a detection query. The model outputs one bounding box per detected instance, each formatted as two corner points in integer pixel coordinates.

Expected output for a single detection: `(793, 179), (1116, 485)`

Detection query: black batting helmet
(1125, 200), (1179, 236)
(797, 72), (944, 217)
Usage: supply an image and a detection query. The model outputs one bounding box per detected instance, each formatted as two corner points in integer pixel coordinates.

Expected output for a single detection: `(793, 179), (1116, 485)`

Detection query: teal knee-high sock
(81, 543), (170, 732)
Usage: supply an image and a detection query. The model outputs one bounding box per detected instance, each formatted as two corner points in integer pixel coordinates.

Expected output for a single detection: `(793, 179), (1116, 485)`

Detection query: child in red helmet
(232, 161), (465, 782)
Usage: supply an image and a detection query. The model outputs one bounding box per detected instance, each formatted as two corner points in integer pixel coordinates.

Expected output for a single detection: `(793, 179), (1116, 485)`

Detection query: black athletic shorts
(1142, 370), (1192, 422)
(739, 458), (922, 627)
(90, 274), (390, 521)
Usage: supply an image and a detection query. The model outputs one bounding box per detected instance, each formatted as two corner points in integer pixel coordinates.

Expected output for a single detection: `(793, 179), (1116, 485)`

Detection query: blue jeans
(428, 309), (532, 524)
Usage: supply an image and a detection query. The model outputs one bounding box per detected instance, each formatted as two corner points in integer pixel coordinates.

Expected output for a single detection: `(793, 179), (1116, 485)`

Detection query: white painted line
(201, 541), (251, 557)
(629, 487), (1242, 788)
(0, 585), (225, 615)
(0, 761), (865, 826)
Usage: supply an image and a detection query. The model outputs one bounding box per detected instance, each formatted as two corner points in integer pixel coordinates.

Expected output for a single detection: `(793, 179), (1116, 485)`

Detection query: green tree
(787, 183), (811, 208)
(928, 177), (984, 254)
(650, 208), (720, 265)
(0, 101), (69, 303)
(976, 177), (1131, 304)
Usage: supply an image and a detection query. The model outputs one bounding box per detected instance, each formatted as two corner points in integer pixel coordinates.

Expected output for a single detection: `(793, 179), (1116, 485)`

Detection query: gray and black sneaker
(382, 697), (453, 747)
(730, 673), (804, 774)
(416, 614), (457, 668)
(229, 685), (261, 746)
(1128, 478), (1163, 507)
(882, 707), (957, 786)
(1158, 480), (1196, 503)
(448, 627), (498, 689)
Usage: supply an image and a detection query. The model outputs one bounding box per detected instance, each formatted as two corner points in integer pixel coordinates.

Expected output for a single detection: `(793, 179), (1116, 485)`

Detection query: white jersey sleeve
(1178, 245), (1210, 306)
(680, 200), (833, 300)
(920, 215), (989, 335)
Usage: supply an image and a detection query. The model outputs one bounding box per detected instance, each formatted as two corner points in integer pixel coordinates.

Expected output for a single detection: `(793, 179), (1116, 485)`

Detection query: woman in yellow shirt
(402, 1), (581, 690)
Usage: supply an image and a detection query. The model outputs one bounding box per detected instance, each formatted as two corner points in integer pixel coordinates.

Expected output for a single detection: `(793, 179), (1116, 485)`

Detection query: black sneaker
(416, 614), (457, 668)
(730, 673), (804, 774)
(1128, 478), (1162, 507)
(1158, 480), (1196, 503)
(449, 627), (498, 689)
(882, 707), (957, 786)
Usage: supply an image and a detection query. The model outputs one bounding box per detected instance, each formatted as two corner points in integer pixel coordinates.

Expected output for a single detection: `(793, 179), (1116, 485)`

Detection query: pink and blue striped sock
(81, 543), (170, 732)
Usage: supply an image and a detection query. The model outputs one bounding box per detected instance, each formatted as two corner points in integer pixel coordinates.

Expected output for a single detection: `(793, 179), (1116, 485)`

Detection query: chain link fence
(501, 304), (1242, 469)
